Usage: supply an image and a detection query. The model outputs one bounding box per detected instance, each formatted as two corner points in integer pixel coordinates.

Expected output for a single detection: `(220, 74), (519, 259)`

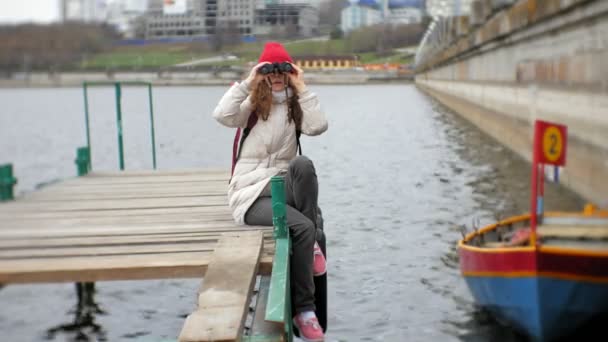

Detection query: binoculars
(259, 62), (294, 75)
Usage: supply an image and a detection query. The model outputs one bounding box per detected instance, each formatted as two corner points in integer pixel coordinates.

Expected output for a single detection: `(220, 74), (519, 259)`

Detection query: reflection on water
(0, 85), (588, 341)
(45, 283), (107, 342)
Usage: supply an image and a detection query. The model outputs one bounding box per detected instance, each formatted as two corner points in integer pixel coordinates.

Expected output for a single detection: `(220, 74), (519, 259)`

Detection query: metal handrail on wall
(82, 81), (157, 171)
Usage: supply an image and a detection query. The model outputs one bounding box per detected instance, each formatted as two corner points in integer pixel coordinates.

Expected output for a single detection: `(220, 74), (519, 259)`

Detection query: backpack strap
(231, 113), (258, 178)
(231, 128), (242, 177)
(231, 113), (302, 182)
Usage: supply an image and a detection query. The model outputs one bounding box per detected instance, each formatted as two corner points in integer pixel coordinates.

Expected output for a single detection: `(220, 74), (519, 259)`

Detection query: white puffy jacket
(212, 81), (328, 224)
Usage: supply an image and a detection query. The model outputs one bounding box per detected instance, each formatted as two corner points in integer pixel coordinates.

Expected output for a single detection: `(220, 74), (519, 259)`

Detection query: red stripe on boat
(459, 248), (536, 273)
(538, 251), (608, 279)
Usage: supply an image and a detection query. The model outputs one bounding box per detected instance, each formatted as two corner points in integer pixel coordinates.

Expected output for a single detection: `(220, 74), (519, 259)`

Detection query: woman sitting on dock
(212, 42), (329, 341)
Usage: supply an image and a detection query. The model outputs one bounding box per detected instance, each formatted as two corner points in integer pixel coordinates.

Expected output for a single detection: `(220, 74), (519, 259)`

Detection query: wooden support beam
(0, 251), (214, 283)
(179, 232), (264, 342)
(539, 224), (608, 239)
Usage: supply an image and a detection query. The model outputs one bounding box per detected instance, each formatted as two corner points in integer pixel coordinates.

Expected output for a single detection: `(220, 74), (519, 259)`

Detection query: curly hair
(250, 75), (302, 131)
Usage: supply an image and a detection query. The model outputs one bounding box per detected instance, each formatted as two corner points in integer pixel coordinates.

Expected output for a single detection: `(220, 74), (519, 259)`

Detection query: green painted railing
(0, 164), (17, 201)
(265, 176), (293, 341)
(82, 81), (157, 171)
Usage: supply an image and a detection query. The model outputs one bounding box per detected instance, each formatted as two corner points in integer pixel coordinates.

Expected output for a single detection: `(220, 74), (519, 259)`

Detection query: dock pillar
(0, 164), (17, 201)
(74, 147), (98, 319)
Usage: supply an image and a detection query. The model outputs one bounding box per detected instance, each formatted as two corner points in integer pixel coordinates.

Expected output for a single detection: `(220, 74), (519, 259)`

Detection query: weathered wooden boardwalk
(0, 169), (286, 341)
(0, 170), (275, 283)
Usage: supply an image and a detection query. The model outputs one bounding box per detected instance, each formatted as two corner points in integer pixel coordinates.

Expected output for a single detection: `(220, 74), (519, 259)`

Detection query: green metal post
(82, 83), (92, 170)
(75, 147), (91, 176)
(81, 81), (157, 171)
(114, 83), (125, 170)
(147, 84), (157, 169)
(271, 177), (288, 239)
(0, 164), (17, 201)
(266, 176), (293, 341)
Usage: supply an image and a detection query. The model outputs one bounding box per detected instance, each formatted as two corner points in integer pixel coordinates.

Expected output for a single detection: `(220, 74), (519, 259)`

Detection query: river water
(0, 84), (585, 342)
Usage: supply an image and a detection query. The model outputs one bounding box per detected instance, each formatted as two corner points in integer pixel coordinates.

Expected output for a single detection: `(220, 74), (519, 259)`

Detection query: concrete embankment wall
(0, 70), (411, 87)
(416, 0), (608, 206)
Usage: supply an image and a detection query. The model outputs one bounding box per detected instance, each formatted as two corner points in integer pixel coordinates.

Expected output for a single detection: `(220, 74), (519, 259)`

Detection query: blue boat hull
(464, 276), (608, 341)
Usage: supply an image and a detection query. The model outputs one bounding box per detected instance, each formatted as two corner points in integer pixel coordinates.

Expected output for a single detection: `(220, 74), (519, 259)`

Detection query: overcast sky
(0, 0), (60, 23)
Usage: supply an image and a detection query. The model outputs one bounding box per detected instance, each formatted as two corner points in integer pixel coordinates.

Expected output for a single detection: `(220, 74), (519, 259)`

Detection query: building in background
(216, 0), (256, 35)
(57, 0), (322, 40)
(60, 0), (108, 23)
(59, 0), (149, 38)
(426, 0), (471, 17)
(341, 0), (425, 32)
(125, 0), (147, 12)
(105, 1), (147, 38)
(387, 7), (422, 24)
(144, 0), (254, 39)
(143, 0), (319, 40)
(144, 0), (208, 39)
(254, 2), (319, 37)
(386, 1), (423, 24)
(341, 1), (382, 33)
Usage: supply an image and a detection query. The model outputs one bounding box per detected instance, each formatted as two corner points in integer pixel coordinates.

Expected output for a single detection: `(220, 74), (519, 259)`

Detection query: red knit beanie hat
(258, 42), (293, 64)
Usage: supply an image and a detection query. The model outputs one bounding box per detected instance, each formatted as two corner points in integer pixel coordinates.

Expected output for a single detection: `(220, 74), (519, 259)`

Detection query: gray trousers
(245, 156), (319, 314)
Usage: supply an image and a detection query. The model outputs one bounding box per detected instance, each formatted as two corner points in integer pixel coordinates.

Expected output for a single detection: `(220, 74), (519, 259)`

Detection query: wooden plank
(0, 233), (275, 249)
(0, 169), (278, 286)
(543, 239), (608, 251)
(24, 192), (226, 202)
(11, 170), (229, 195)
(0, 225), (271, 239)
(543, 217), (608, 226)
(87, 169), (228, 177)
(84, 172), (228, 179)
(64, 175), (229, 185)
(0, 206), (234, 219)
(0, 213), (234, 226)
(0, 222), (237, 234)
(539, 225), (608, 239)
(28, 183), (229, 196)
(0, 218), (238, 230)
(0, 197), (228, 213)
(0, 251), (214, 283)
(0, 252), (275, 284)
(0, 234), (220, 248)
(0, 214), (234, 229)
(32, 187), (228, 201)
(38, 179), (227, 190)
(0, 242), (217, 259)
(259, 255), (273, 274)
(179, 232), (264, 342)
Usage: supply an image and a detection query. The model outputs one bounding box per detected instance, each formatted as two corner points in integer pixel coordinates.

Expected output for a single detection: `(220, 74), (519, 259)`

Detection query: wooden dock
(0, 169), (286, 341)
(0, 170), (275, 283)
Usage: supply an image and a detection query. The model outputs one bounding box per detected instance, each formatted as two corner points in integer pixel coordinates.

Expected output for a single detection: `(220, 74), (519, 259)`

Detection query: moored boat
(458, 120), (608, 341)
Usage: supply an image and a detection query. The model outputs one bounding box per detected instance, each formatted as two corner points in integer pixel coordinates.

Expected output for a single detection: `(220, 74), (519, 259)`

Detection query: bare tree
(211, 20), (241, 52)
(0, 23), (118, 71)
(319, 0), (349, 28)
(345, 22), (427, 54)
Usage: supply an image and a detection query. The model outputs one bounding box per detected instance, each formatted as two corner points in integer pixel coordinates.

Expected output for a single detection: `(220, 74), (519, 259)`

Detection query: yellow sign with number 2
(542, 126), (564, 163)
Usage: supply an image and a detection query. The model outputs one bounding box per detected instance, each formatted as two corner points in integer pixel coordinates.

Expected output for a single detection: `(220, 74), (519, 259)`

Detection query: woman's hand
(287, 63), (307, 94)
(245, 62), (269, 90)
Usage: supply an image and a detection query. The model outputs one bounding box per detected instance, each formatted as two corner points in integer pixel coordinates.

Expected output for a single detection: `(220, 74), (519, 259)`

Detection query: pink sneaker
(313, 241), (327, 276)
(293, 313), (324, 342)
